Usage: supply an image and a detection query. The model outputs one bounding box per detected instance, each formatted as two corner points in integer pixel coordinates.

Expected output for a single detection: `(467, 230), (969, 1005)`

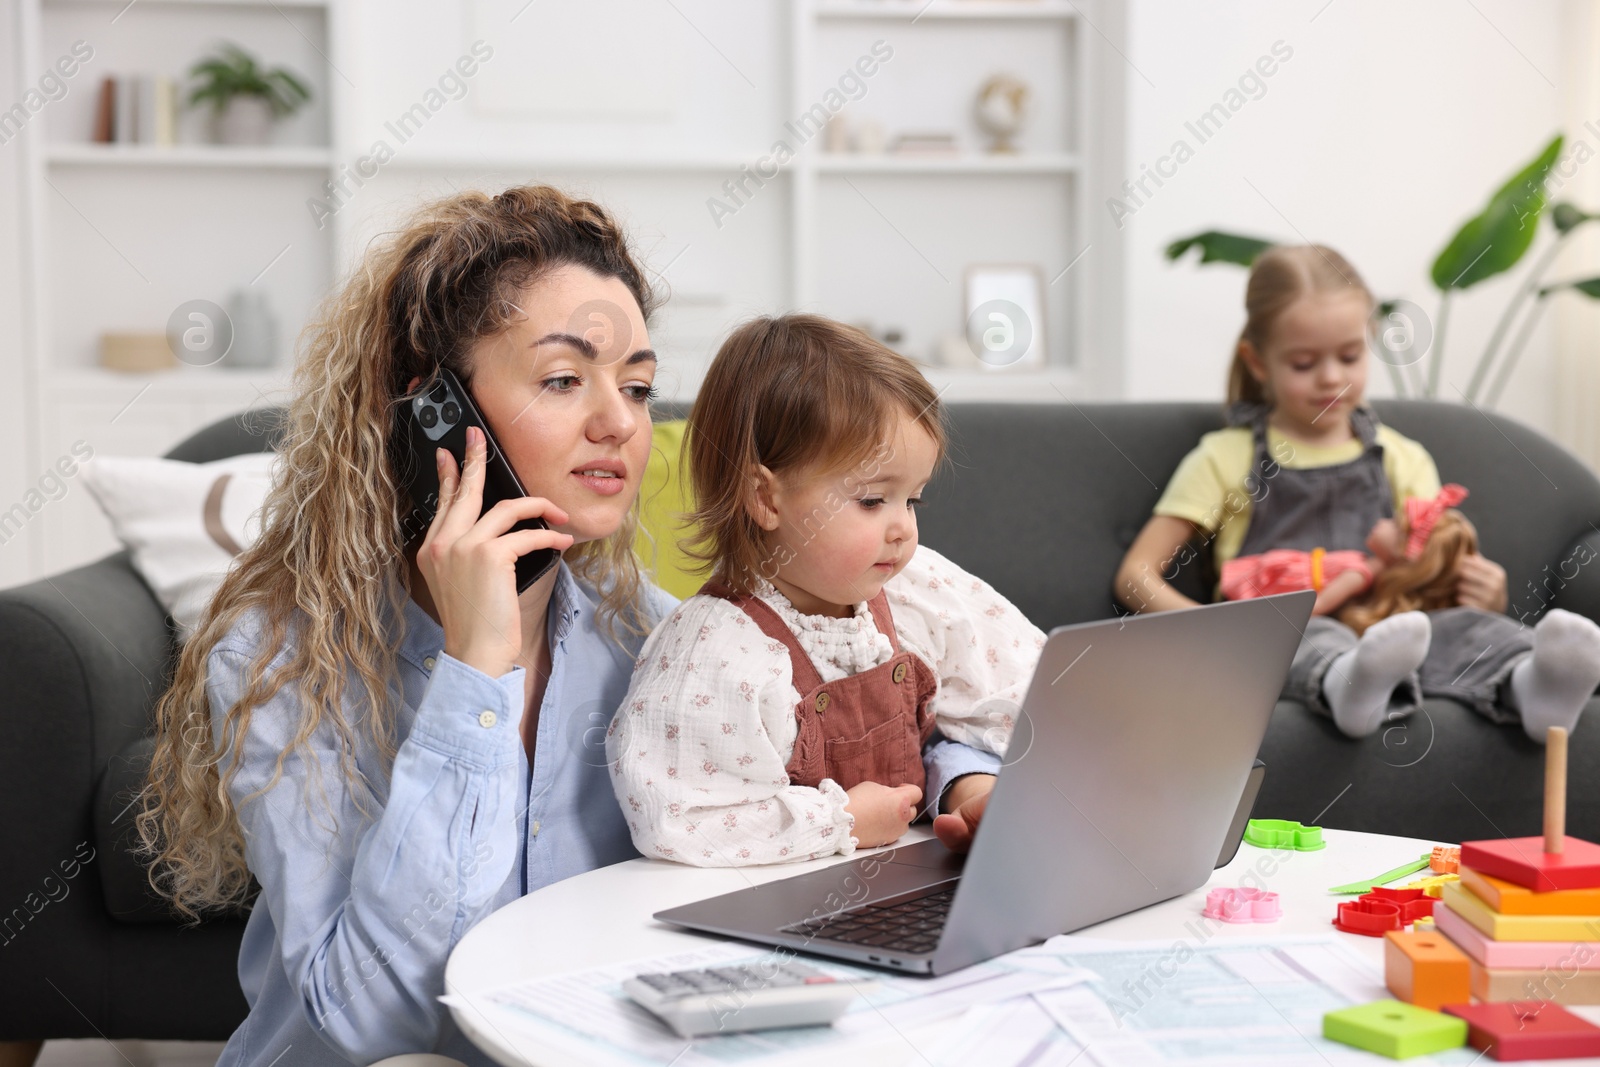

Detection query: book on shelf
(145, 77), (178, 146)
(92, 77), (114, 142)
(114, 75), (137, 144)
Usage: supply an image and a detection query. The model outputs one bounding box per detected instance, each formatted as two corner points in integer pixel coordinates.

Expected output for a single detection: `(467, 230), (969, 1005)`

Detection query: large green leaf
(1164, 231), (1276, 267)
(1540, 276), (1600, 298)
(1430, 135), (1563, 291)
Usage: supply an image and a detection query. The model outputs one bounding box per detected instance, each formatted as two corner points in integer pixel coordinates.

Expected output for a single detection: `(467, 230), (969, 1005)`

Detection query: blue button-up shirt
(210, 560), (998, 1066)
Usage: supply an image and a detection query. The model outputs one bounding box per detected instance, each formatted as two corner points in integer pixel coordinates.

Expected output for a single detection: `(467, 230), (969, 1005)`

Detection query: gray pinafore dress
(1228, 403), (1528, 729)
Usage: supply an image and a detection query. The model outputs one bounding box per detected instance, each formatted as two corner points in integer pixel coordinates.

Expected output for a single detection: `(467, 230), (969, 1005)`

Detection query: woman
(139, 185), (997, 1065)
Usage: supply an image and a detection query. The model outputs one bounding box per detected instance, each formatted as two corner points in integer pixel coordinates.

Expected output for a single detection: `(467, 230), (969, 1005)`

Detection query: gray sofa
(2, 399), (1597, 1041)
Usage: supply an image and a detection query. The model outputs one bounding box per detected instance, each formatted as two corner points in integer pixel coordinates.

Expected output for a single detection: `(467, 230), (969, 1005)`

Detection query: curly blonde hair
(138, 184), (660, 920)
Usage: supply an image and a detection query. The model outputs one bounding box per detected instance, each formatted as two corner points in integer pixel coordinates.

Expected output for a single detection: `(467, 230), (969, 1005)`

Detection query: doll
(1220, 484), (1474, 625)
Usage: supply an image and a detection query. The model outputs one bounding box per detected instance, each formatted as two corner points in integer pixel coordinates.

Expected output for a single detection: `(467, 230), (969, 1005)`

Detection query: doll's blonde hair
(1339, 510), (1478, 635)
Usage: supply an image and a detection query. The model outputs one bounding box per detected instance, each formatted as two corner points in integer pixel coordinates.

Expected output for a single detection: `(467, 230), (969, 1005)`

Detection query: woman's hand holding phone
(418, 425), (574, 678)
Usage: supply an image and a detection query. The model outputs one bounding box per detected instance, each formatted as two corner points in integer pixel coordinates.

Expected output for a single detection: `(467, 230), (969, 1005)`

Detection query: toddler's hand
(843, 781), (922, 848)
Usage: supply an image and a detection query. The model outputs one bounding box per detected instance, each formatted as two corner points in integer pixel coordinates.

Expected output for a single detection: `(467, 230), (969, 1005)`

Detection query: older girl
(1117, 244), (1600, 742)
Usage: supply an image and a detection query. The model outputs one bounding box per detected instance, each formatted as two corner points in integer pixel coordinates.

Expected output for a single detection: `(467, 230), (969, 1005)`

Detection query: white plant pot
(215, 96), (274, 146)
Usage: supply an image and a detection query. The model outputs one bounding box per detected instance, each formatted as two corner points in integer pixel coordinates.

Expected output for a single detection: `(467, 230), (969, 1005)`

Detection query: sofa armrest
(1541, 529), (1600, 626)
(0, 551), (175, 1027)
(0, 550), (175, 792)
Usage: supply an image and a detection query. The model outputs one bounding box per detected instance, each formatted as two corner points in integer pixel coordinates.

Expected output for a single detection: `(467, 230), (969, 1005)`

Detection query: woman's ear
(745, 464), (782, 532)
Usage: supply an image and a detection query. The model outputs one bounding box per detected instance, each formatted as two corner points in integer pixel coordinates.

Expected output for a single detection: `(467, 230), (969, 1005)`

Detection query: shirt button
(478, 709), (498, 729)
(424, 656), (436, 671)
(531, 820), (541, 837)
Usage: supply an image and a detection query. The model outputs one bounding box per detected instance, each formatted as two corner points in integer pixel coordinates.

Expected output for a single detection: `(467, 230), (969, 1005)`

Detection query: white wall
(0, 3), (35, 591)
(1118, 0), (1569, 438)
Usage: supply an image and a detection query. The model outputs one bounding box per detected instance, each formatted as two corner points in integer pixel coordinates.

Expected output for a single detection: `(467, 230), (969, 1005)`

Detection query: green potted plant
(187, 42), (312, 146)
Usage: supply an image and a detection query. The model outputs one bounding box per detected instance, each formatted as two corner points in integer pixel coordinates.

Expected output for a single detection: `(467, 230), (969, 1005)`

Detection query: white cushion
(81, 451), (278, 639)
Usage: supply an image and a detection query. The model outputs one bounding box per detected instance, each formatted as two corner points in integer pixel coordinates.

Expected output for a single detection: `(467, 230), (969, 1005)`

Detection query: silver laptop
(653, 590), (1314, 976)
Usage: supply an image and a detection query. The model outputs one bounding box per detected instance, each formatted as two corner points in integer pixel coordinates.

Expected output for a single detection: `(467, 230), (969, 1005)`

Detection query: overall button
(478, 709), (498, 729)
(815, 692), (830, 714)
(892, 662), (908, 684)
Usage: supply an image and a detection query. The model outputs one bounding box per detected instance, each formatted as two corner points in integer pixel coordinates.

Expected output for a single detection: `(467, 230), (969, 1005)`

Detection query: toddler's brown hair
(683, 313), (946, 595)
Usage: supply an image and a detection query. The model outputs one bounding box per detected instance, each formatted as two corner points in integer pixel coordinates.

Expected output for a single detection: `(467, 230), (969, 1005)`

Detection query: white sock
(1324, 612), (1431, 738)
(1509, 609), (1600, 743)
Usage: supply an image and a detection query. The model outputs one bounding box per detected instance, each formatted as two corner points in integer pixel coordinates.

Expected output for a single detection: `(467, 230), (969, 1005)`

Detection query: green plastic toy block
(1323, 1000), (1467, 1059)
(1243, 818), (1325, 851)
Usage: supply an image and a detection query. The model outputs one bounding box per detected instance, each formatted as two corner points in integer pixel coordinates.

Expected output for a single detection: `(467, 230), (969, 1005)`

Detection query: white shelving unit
(813, 153), (1082, 174)
(344, 0), (1122, 400)
(788, 0), (1115, 390)
(11, 0), (1125, 579)
(43, 142), (334, 168)
(16, 0), (340, 575)
(813, 0), (1083, 20)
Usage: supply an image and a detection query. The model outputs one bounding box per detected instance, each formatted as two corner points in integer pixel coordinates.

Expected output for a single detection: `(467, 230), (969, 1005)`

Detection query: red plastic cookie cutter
(1334, 888), (1436, 936)
(1334, 896), (1404, 936)
(1366, 886), (1436, 924)
(1203, 886), (1282, 923)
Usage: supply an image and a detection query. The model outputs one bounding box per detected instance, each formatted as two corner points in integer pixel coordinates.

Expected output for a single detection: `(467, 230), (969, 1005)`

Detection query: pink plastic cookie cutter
(1203, 886), (1282, 923)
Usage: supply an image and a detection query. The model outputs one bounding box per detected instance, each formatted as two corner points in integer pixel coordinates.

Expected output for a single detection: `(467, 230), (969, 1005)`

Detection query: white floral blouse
(605, 545), (1047, 867)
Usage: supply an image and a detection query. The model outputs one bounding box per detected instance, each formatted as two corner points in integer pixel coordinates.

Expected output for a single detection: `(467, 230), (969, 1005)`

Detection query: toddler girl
(607, 314), (1044, 866)
(1116, 244), (1600, 742)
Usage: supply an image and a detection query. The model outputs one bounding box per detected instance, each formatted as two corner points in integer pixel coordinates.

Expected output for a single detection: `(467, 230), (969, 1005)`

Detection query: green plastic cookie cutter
(1243, 818), (1326, 851)
(1323, 1000), (1467, 1059)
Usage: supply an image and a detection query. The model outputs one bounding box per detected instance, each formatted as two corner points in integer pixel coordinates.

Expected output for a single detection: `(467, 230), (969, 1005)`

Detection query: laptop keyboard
(780, 886), (956, 956)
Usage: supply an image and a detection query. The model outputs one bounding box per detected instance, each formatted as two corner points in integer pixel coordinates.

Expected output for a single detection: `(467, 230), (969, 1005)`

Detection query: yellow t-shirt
(1153, 422), (1441, 570)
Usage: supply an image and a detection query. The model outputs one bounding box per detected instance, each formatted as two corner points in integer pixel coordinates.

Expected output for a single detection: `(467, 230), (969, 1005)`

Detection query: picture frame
(963, 263), (1047, 369)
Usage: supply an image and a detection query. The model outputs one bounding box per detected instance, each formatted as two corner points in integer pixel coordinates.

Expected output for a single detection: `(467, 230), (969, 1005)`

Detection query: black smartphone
(395, 367), (559, 594)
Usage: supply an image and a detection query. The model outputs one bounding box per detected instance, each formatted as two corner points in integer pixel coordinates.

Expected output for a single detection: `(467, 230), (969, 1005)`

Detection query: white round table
(446, 828), (1447, 1065)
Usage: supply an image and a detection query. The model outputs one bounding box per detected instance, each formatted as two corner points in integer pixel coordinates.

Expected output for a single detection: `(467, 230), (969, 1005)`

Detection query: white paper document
(918, 935), (1491, 1067)
(442, 940), (1093, 1067)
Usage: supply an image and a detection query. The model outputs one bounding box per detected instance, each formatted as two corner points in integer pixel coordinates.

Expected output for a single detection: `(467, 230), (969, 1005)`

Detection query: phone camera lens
(440, 402), (460, 425)
(428, 382), (447, 403)
(418, 405), (438, 429)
